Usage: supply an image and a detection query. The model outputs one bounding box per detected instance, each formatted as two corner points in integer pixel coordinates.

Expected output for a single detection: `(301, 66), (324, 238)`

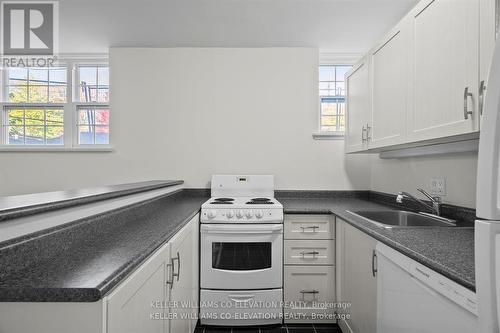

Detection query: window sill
(312, 132), (345, 140)
(0, 145), (114, 152)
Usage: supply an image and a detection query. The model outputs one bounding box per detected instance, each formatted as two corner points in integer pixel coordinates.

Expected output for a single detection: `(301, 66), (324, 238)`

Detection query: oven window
(212, 242), (272, 270)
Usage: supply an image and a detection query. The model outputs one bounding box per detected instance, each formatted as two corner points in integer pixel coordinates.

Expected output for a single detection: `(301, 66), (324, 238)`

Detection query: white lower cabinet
(336, 218), (378, 333)
(283, 214), (336, 324)
(107, 241), (170, 333)
(0, 214), (200, 333)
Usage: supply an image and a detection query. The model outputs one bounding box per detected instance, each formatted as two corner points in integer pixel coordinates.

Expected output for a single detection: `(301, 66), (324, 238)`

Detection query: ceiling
(59, 0), (418, 54)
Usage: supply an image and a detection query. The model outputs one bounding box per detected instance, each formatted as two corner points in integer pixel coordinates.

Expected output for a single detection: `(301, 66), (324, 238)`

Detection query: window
(317, 65), (352, 137)
(0, 60), (110, 149)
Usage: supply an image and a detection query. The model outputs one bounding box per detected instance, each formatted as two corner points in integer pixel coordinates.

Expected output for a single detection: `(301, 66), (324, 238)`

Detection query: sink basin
(346, 210), (456, 228)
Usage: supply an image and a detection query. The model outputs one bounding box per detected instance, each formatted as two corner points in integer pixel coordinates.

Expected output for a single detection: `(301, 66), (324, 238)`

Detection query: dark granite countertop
(0, 189), (475, 302)
(0, 180), (183, 222)
(0, 189), (209, 302)
(279, 196), (475, 291)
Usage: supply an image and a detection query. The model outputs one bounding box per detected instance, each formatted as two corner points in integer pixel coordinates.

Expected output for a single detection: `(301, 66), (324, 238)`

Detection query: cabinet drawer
(284, 266), (336, 323)
(284, 240), (335, 265)
(284, 214), (334, 240)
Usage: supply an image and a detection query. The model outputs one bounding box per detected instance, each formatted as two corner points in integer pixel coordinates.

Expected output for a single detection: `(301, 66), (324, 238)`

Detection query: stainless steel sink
(346, 210), (456, 229)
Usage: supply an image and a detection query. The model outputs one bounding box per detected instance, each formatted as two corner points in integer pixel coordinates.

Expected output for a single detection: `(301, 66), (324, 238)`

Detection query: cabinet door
(407, 0), (480, 142)
(346, 57), (371, 153)
(337, 220), (377, 333)
(169, 215), (199, 333)
(370, 19), (409, 148)
(479, 0), (498, 124)
(107, 243), (169, 333)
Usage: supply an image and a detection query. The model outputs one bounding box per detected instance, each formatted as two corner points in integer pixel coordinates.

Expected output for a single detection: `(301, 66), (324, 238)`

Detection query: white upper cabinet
(346, 57), (371, 153)
(407, 0), (480, 142)
(370, 18), (410, 148)
(479, 0), (498, 123)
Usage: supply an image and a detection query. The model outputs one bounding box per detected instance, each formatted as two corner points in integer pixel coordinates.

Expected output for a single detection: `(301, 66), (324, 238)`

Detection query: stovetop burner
(210, 201), (233, 204)
(246, 197), (274, 205)
(213, 198), (234, 202)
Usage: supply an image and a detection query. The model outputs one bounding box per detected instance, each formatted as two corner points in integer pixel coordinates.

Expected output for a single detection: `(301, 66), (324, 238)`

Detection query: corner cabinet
(345, 0), (497, 153)
(346, 57), (371, 153)
(0, 214), (200, 333)
(336, 219), (378, 333)
(406, 0), (480, 141)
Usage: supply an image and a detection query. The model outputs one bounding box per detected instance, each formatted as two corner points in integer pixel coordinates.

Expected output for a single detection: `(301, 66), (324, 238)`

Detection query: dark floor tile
(286, 323), (314, 328)
(194, 326), (205, 333)
(260, 327), (287, 333)
(232, 326), (259, 333)
(287, 329), (315, 333)
(314, 323), (341, 331)
(204, 326), (232, 333)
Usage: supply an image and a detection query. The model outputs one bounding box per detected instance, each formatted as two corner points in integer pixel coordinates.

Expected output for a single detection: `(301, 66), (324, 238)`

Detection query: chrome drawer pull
(300, 290), (319, 294)
(463, 87), (473, 119)
(300, 225), (319, 232)
(171, 252), (180, 282)
(479, 80), (486, 116)
(300, 251), (319, 258)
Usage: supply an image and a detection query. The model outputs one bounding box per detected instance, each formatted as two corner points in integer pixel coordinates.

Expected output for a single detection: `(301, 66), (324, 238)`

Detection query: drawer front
(284, 266), (336, 323)
(284, 240), (335, 265)
(284, 214), (334, 240)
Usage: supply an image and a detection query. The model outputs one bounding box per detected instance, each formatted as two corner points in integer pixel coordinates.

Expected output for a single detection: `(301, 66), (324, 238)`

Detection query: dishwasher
(376, 243), (478, 333)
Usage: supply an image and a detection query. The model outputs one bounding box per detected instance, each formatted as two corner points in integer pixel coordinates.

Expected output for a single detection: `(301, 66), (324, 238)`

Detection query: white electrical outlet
(430, 178), (446, 196)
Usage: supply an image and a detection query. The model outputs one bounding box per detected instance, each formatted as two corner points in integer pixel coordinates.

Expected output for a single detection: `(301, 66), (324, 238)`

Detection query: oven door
(200, 223), (283, 290)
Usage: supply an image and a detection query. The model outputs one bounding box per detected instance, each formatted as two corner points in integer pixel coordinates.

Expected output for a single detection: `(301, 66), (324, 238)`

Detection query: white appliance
(376, 243), (479, 333)
(200, 175), (284, 326)
(476, 38), (500, 332)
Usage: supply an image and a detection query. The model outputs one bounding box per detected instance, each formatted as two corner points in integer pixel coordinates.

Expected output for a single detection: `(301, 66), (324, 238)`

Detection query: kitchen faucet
(396, 188), (442, 216)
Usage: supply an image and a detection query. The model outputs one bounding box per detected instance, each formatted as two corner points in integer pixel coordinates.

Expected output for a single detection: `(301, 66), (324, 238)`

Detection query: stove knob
(208, 210), (217, 219)
(255, 210), (263, 219)
(236, 210), (244, 218)
(245, 210), (254, 218)
(227, 210), (234, 218)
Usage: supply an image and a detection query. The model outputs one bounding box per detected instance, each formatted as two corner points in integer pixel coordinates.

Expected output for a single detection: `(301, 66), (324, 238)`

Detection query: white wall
(0, 47), (371, 196)
(370, 153), (478, 208)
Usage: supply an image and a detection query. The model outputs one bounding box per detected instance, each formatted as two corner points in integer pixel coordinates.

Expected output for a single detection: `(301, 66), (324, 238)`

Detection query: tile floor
(195, 323), (342, 333)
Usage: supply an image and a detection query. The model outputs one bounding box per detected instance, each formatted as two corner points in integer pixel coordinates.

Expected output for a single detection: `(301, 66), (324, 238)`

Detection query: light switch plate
(430, 178), (446, 196)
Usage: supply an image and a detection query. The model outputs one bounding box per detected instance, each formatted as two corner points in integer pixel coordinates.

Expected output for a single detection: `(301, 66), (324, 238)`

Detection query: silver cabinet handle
(166, 262), (174, 289)
(479, 80), (486, 116)
(463, 87), (473, 119)
(361, 125), (367, 143)
(300, 290), (319, 294)
(366, 123), (371, 141)
(300, 225), (319, 232)
(372, 250), (378, 277)
(171, 252), (180, 282)
(300, 251), (319, 258)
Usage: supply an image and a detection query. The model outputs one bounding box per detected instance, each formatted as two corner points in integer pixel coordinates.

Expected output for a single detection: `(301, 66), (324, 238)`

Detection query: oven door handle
(201, 224), (283, 234)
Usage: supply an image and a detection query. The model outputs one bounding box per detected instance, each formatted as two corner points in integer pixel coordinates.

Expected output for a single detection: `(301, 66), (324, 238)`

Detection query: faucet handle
(396, 193), (404, 204)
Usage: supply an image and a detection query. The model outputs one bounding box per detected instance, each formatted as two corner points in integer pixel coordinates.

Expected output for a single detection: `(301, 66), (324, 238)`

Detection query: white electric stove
(200, 175), (284, 326)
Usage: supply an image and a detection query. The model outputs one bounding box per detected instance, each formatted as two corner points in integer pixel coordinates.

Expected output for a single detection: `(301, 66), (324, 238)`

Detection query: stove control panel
(201, 208), (283, 223)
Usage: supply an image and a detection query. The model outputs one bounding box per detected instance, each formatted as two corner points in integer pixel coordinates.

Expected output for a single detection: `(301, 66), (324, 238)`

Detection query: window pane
(78, 109), (93, 125)
(79, 67), (97, 85)
(95, 109), (109, 125)
(49, 68), (67, 85)
(8, 86), (28, 102)
(29, 68), (48, 85)
(98, 67), (109, 85)
(9, 68), (27, 85)
(48, 86), (67, 103)
(25, 126), (45, 144)
(321, 102), (336, 116)
(78, 126), (95, 144)
(7, 109), (24, 125)
(8, 126), (24, 144)
(46, 126), (64, 145)
(46, 109), (64, 125)
(95, 125), (109, 144)
(97, 87), (109, 103)
(319, 66), (335, 81)
(28, 86), (48, 103)
(322, 115), (337, 127)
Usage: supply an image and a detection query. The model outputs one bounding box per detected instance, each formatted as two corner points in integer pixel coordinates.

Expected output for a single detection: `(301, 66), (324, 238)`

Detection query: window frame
(313, 53), (361, 140)
(0, 56), (112, 152)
